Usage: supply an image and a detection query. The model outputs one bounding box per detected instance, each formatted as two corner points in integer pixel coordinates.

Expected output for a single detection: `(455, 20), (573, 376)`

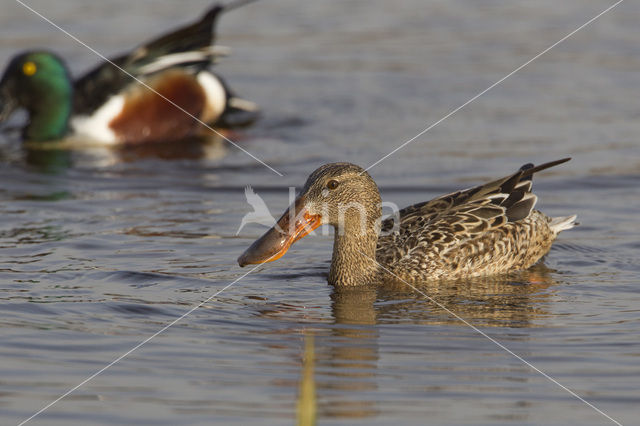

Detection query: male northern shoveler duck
(0, 1), (258, 144)
(238, 159), (577, 286)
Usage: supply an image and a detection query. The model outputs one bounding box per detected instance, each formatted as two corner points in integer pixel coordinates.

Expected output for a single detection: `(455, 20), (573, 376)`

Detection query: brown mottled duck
(238, 159), (576, 286)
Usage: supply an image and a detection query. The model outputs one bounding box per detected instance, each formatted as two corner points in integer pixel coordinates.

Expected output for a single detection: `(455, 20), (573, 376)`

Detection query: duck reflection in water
(286, 263), (558, 421)
(16, 132), (229, 172)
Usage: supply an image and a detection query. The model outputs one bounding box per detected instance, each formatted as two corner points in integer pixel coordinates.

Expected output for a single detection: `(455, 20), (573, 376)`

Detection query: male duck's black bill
(238, 196), (321, 267)
(0, 81), (17, 122)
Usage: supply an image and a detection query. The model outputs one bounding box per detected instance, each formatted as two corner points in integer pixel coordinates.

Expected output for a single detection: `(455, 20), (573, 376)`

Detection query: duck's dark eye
(326, 179), (340, 190)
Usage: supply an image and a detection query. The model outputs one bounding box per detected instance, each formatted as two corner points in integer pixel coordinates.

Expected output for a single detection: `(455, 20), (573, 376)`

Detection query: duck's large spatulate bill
(238, 196), (321, 266)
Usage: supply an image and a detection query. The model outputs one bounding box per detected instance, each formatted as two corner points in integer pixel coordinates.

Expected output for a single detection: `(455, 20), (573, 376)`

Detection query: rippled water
(1, 1), (639, 425)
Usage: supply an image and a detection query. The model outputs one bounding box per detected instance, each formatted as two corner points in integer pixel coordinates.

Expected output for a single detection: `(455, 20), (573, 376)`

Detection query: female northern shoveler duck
(0, 1), (258, 144)
(238, 159), (577, 286)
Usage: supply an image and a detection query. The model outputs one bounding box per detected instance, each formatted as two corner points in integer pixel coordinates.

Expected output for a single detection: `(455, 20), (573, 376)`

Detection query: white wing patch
(137, 46), (231, 75)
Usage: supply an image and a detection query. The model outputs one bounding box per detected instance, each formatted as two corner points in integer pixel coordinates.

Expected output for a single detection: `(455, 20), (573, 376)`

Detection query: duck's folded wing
(73, 4), (227, 115)
(377, 158), (569, 264)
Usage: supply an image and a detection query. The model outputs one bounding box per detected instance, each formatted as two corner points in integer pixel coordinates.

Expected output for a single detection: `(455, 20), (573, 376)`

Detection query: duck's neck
(328, 223), (380, 286)
(24, 82), (72, 141)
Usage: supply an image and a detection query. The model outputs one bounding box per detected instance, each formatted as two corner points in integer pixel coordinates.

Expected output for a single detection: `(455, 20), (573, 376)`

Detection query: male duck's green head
(0, 51), (73, 141)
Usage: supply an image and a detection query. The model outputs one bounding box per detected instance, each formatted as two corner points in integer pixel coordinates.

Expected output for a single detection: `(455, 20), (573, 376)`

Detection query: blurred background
(1, 1), (638, 425)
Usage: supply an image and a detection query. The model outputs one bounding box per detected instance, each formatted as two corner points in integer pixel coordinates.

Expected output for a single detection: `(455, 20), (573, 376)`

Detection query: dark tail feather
(499, 170), (524, 194)
(223, 0), (260, 13)
(135, 5), (226, 61)
(505, 193), (537, 222)
(521, 158), (571, 180)
(130, 1), (258, 64)
(501, 158), (570, 222)
(145, 1), (258, 55)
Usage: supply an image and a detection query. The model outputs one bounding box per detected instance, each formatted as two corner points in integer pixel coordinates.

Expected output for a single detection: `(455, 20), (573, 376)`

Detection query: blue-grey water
(1, 0), (639, 425)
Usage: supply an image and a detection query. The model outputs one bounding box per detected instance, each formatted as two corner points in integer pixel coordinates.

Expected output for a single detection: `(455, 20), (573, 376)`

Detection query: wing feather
(74, 4), (230, 115)
(377, 159), (570, 266)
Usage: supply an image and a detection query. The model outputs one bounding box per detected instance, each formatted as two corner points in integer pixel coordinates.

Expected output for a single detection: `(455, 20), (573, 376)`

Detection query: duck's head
(0, 51), (73, 141)
(238, 162), (382, 266)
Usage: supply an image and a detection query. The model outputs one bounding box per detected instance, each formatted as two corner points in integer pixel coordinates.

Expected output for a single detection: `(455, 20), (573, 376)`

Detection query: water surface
(1, 0), (639, 425)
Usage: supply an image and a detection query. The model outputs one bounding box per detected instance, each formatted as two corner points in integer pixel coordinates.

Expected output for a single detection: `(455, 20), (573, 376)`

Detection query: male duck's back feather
(73, 4), (226, 116)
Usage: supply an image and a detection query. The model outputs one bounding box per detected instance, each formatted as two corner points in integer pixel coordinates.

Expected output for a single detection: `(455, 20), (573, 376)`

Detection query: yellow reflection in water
(296, 333), (317, 426)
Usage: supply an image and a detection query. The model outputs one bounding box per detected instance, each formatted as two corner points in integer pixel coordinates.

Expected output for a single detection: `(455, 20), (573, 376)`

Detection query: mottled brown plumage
(238, 160), (576, 286)
(375, 159), (576, 282)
